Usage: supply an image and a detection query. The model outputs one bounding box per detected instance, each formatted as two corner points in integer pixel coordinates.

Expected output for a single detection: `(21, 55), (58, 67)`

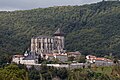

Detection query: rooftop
(67, 51), (81, 55)
(13, 55), (24, 58)
(23, 52), (37, 60)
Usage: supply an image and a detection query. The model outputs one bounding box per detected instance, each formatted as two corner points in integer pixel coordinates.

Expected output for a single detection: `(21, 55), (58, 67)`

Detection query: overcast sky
(0, 0), (102, 11)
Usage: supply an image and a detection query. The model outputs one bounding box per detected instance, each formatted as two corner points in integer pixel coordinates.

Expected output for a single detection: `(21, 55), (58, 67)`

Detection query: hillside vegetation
(0, 1), (120, 57)
(1, 64), (120, 80)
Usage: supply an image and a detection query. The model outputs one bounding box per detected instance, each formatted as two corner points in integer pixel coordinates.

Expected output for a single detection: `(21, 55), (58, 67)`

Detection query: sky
(0, 0), (102, 11)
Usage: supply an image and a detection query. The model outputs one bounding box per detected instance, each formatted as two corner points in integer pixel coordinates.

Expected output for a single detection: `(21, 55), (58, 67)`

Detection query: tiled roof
(106, 59), (113, 62)
(67, 51), (81, 55)
(95, 58), (106, 61)
(13, 55), (24, 58)
(95, 58), (113, 62)
(46, 54), (54, 57)
(55, 54), (67, 56)
(86, 55), (113, 62)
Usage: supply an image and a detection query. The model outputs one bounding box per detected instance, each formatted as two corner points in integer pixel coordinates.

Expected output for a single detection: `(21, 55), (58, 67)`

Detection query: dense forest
(0, 1), (120, 58)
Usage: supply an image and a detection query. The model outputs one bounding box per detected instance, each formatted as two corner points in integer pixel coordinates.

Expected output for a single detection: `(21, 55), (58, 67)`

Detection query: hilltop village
(12, 28), (114, 68)
(1, 0), (120, 79)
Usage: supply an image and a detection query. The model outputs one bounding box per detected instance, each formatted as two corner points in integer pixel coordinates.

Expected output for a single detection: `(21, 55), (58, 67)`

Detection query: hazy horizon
(0, 0), (101, 11)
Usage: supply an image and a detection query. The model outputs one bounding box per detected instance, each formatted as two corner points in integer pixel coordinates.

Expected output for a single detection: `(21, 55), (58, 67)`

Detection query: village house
(86, 55), (113, 66)
(45, 53), (68, 62)
(55, 54), (68, 62)
(94, 58), (113, 66)
(12, 55), (24, 64)
(12, 52), (38, 65)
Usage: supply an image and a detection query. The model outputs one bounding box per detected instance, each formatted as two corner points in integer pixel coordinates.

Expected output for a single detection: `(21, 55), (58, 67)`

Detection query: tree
(0, 64), (28, 80)
(76, 55), (86, 63)
(113, 58), (119, 64)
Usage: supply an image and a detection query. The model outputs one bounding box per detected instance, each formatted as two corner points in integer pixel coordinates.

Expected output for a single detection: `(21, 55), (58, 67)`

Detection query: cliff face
(0, 1), (120, 56)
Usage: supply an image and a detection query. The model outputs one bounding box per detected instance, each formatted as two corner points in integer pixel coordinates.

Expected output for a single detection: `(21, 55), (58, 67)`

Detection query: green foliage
(27, 65), (120, 80)
(1, 64), (120, 80)
(0, 54), (12, 67)
(0, 1), (120, 57)
(29, 70), (40, 80)
(28, 65), (68, 80)
(0, 64), (28, 80)
(68, 66), (120, 80)
(76, 55), (86, 63)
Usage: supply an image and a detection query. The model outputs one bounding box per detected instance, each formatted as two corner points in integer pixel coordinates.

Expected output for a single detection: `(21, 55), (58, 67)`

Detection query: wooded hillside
(0, 1), (120, 57)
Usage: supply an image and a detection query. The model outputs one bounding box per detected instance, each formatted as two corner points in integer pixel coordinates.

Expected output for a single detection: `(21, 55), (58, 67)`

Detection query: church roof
(54, 28), (64, 36)
(23, 52), (36, 60)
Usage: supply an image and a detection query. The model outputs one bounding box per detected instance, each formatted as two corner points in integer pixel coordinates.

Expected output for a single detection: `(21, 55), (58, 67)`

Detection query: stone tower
(31, 28), (65, 56)
(31, 36), (54, 54)
(54, 28), (64, 54)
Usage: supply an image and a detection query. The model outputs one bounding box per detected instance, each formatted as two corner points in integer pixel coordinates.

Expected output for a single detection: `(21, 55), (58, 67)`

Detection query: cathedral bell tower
(54, 28), (64, 54)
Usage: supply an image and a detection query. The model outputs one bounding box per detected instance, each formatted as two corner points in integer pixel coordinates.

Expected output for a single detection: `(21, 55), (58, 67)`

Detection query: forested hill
(0, 1), (120, 57)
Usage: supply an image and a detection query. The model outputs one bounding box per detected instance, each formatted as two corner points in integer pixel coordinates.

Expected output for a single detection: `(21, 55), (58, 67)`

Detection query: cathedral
(12, 28), (81, 64)
(31, 28), (65, 56)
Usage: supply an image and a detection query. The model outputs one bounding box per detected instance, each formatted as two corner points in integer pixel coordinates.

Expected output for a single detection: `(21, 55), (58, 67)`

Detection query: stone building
(45, 53), (68, 62)
(31, 28), (65, 57)
(12, 52), (38, 65)
(86, 55), (113, 66)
